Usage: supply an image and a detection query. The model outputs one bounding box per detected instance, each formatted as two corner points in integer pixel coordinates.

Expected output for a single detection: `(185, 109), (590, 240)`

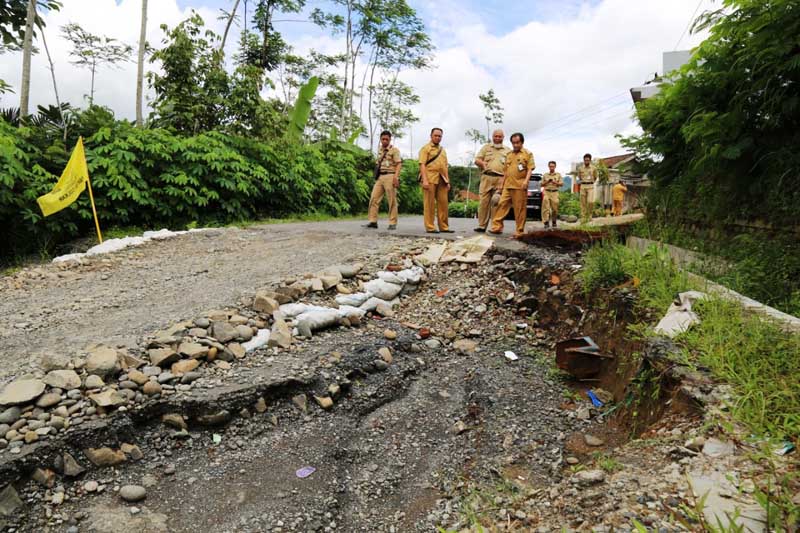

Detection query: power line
(532, 106), (635, 144)
(530, 99), (631, 139)
(674, 0), (704, 50)
(528, 91), (629, 134)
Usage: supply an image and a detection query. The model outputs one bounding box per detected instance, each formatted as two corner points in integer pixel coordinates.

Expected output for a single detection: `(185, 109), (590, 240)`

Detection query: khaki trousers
(477, 173), (502, 229)
(542, 190), (559, 224)
(580, 184), (594, 222)
(368, 174), (398, 224)
(491, 188), (527, 235)
(613, 199), (623, 216)
(423, 181), (449, 231)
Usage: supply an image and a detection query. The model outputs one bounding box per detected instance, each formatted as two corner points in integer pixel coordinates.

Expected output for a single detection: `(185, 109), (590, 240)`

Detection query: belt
(482, 171), (503, 176)
(379, 171), (394, 175)
(582, 182), (595, 186)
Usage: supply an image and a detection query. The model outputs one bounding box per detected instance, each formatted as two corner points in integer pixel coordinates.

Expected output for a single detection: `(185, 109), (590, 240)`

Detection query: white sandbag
(337, 305), (366, 320)
(654, 291), (708, 338)
(278, 303), (311, 318)
(363, 278), (403, 300)
(335, 292), (372, 307)
(242, 329), (271, 351)
(296, 310), (341, 332)
(396, 266), (424, 285)
(377, 271), (406, 285)
(360, 297), (398, 312)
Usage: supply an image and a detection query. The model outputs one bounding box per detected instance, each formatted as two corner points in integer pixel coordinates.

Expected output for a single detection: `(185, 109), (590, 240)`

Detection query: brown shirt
(419, 142), (448, 185)
(502, 148), (535, 190)
(542, 171), (563, 192)
(476, 143), (510, 176)
(377, 145), (402, 174)
(577, 163), (598, 185)
(613, 182), (627, 201)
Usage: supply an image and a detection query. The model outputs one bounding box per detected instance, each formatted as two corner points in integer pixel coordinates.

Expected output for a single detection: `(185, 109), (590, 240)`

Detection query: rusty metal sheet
(555, 337), (613, 379)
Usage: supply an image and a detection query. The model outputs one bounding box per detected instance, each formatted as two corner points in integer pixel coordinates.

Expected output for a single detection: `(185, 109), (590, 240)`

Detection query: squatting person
(419, 127), (453, 234)
(473, 129), (510, 233)
(541, 160), (563, 228)
(577, 153), (598, 223)
(489, 132), (535, 237)
(612, 180), (627, 216)
(365, 130), (402, 230)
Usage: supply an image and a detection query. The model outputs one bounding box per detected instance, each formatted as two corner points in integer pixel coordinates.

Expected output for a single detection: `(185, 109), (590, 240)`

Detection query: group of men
(365, 127), (618, 236)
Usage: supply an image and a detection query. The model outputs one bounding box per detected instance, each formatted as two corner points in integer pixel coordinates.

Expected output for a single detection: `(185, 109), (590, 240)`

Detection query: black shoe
(487, 230), (502, 235)
(440, 229), (455, 233)
(552, 221), (558, 228)
(474, 227), (486, 233)
(364, 222), (378, 229)
(543, 222), (550, 229)
(426, 229), (439, 234)
(387, 224), (396, 230)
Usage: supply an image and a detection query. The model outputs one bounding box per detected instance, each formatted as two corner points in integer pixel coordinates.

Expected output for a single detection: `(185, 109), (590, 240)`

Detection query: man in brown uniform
(365, 130), (402, 230)
(489, 132), (535, 237)
(612, 180), (627, 216)
(577, 153), (598, 223)
(473, 129), (510, 232)
(419, 128), (453, 233)
(541, 160), (563, 229)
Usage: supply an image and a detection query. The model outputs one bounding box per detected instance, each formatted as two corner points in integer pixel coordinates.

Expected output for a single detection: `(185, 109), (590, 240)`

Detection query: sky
(0, 0), (710, 173)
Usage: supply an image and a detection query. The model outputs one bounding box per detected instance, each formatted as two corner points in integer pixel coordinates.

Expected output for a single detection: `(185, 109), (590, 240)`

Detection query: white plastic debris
(52, 228), (211, 263)
(242, 329), (270, 352)
(335, 292), (372, 307)
(504, 351), (519, 361)
(363, 279), (404, 300)
(654, 291), (708, 338)
(396, 266), (424, 285)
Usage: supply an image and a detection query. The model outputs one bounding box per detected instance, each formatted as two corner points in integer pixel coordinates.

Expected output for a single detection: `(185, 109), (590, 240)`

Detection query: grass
(677, 297), (800, 438)
(580, 239), (800, 439)
(593, 452), (623, 473)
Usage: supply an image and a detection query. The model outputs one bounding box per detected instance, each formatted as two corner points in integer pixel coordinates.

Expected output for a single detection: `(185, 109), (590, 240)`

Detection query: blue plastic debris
(587, 390), (604, 408)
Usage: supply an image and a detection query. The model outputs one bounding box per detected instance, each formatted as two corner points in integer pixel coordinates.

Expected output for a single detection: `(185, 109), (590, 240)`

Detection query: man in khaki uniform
(473, 129), (510, 232)
(365, 130), (402, 230)
(419, 128), (453, 233)
(612, 180), (627, 216)
(541, 160), (563, 229)
(489, 132), (535, 237)
(577, 153), (598, 223)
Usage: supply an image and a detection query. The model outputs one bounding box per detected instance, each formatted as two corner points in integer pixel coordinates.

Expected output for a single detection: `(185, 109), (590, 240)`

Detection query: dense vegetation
(622, 0), (800, 228)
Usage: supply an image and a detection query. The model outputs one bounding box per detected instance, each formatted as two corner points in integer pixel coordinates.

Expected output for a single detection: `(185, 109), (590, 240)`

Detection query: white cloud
(0, 0), (709, 174)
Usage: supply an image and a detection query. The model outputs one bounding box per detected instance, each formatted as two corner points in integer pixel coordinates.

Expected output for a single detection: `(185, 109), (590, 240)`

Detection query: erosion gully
(2, 235), (703, 533)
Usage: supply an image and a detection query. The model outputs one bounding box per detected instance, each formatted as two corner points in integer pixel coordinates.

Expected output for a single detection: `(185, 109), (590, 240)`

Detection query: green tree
(148, 13), (229, 134)
(61, 23), (133, 106)
(371, 77), (419, 145)
(478, 89), (503, 140)
(621, 0), (800, 226)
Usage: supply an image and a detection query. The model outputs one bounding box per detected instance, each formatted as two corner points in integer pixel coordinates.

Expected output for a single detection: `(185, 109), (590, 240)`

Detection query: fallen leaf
(435, 288), (449, 297)
(550, 273), (561, 285)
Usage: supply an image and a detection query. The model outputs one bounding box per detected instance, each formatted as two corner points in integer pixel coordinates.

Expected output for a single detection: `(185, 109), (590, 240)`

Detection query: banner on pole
(36, 137), (89, 217)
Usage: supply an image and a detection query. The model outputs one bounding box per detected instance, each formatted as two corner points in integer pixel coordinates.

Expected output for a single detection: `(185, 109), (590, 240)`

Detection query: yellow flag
(36, 137), (89, 217)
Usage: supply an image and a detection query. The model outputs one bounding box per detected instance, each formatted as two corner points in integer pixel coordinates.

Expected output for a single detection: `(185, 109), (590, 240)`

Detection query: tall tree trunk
(220, 0), (241, 53)
(136, 0), (148, 127)
(90, 62), (96, 106)
(338, 0), (352, 139)
(40, 29), (66, 143)
(366, 53), (380, 150)
(19, 0), (37, 122)
(358, 46), (374, 120)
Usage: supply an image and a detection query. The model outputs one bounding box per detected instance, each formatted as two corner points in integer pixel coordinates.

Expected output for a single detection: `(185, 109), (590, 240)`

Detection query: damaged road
(0, 227), (774, 532)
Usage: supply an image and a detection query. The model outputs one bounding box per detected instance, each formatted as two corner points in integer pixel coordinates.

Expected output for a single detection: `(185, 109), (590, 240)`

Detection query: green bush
(396, 159), (423, 214)
(448, 200), (478, 218)
(1, 119), (372, 261)
(559, 191), (580, 217)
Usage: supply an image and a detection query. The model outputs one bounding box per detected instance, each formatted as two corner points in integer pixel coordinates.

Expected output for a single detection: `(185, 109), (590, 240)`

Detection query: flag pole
(80, 137), (103, 244)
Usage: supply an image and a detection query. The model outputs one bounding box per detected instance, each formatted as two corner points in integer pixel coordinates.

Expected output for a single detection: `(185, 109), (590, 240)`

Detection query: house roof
(600, 153), (636, 169)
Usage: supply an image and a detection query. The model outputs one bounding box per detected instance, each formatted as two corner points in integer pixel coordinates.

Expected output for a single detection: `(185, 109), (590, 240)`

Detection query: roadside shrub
(449, 200), (478, 218)
(558, 191), (580, 217)
(397, 159), (423, 214)
(1, 119), (373, 262)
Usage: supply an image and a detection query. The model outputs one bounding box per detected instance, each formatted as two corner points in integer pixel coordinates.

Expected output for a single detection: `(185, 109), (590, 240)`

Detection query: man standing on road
(541, 161), (563, 229)
(612, 180), (627, 216)
(577, 153), (598, 223)
(489, 133), (535, 237)
(365, 130), (402, 230)
(473, 129), (510, 232)
(419, 128), (453, 234)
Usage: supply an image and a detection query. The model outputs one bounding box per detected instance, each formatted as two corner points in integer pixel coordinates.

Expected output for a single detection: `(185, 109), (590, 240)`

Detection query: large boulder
(85, 346), (120, 378)
(0, 379), (46, 406)
(43, 370), (81, 390)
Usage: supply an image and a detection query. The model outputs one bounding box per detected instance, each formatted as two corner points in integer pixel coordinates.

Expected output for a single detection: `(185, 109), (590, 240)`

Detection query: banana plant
(286, 76), (319, 141)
